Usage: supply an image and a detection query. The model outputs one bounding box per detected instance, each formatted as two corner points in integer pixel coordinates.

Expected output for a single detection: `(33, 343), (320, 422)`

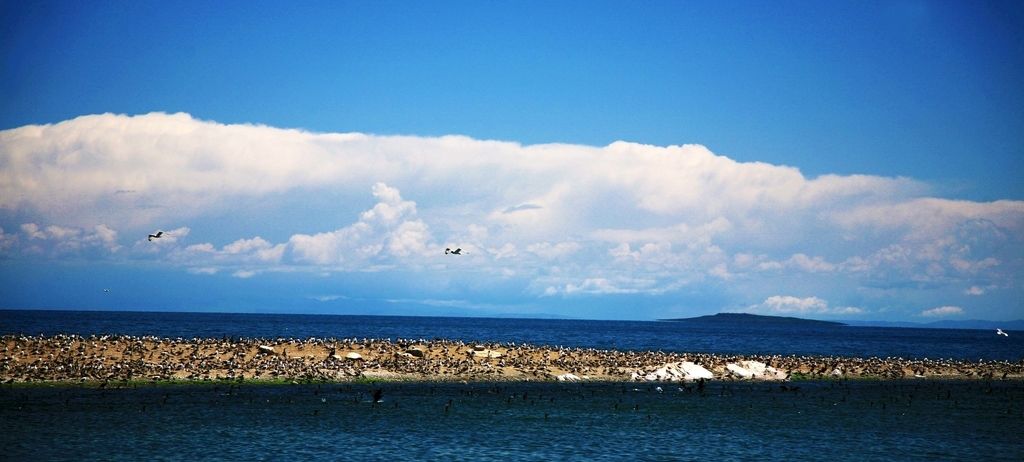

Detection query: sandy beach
(2, 334), (1021, 384)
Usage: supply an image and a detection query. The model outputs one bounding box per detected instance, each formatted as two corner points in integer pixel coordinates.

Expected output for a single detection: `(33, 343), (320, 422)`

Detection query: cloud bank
(742, 296), (864, 316)
(2, 113), (1022, 319)
(920, 306), (964, 317)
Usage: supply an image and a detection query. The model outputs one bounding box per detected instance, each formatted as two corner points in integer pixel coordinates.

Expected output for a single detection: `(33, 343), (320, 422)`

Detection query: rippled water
(2, 310), (1022, 360)
(2, 381), (1022, 461)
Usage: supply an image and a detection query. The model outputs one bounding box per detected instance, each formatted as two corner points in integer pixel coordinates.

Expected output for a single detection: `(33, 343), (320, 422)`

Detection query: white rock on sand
(258, 345), (275, 354)
(345, 352), (363, 361)
(556, 373), (581, 382)
(632, 361), (714, 382)
(726, 360), (788, 380)
(680, 362), (715, 380)
(727, 363), (754, 379)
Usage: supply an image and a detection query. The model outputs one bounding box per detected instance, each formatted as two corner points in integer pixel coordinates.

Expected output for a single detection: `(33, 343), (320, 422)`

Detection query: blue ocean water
(2, 381), (1022, 461)
(1, 309), (1022, 361)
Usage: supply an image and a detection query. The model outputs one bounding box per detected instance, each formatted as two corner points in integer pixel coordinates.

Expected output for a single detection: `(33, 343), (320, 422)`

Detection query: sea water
(1, 381), (1022, 461)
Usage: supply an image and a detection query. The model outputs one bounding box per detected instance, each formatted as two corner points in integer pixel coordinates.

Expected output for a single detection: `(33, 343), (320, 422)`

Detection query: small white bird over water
(996, 328), (1009, 337)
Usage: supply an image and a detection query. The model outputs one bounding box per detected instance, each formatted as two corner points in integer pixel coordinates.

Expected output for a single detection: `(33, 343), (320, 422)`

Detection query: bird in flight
(147, 231), (163, 241)
(997, 328), (1009, 337)
(445, 247), (462, 255)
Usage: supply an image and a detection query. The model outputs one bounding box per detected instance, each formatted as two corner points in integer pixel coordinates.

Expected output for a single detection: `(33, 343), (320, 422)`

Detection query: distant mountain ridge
(660, 312), (845, 327)
(846, 319), (1024, 330)
(660, 312), (1024, 331)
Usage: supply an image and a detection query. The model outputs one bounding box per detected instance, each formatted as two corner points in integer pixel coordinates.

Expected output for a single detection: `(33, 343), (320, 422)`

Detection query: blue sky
(1, 1), (1022, 321)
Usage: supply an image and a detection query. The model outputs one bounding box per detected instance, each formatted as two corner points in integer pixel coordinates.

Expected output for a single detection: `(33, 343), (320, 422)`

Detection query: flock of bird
(2, 334), (1020, 385)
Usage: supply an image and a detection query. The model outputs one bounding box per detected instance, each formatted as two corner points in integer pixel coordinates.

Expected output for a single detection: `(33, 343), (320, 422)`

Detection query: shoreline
(3, 334), (1022, 385)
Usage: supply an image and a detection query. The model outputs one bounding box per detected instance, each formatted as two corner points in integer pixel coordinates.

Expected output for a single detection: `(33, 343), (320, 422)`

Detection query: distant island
(659, 313), (846, 327)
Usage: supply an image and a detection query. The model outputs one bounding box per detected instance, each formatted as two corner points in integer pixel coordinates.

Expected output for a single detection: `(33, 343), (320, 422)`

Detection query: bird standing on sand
(445, 248), (462, 255)
(997, 329), (1009, 337)
(147, 231), (164, 241)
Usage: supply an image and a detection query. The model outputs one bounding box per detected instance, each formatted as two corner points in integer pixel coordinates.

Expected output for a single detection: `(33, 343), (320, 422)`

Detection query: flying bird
(997, 328), (1009, 337)
(445, 248), (462, 255)
(147, 231), (163, 241)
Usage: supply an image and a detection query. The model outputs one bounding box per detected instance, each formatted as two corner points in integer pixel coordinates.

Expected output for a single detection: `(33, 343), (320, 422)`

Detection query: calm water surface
(2, 381), (1022, 461)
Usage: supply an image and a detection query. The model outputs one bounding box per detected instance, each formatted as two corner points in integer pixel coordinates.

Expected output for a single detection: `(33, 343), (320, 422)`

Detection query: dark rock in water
(659, 313), (845, 327)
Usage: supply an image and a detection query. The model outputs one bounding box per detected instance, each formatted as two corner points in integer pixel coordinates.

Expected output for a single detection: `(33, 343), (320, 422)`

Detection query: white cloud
(729, 253), (837, 274)
(832, 306), (865, 315)
(744, 295), (863, 316)
(10, 222), (122, 255)
(232, 270), (257, 279)
(361, 183), (417, 225)
(594, 219), (732, 246)
(222, 237), (286, 263)
(91, 224), (120, 251)
(833, 199), (1024, 240)
(548, 277), (659, 296)
(785, 253), (836, 273)
(708, 263), (733, 280)
(173, 236), (286, 268)
(920, 306), (963, 317)
(755, 295), (829, 313)
(20, 223), (46, 240)
(965, 286), (985, 296)
(1, 113), (1022, 317)
(0, 112), (938, 236)
(503, 204), (543, 214)
(386, 220), (432, 257)
(0, 227), (15, 252)
(488, 243), (518, 260)
(288, 223), (374, 265)
(526, 241), (582, 259)
(286, 182), (433, 267)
